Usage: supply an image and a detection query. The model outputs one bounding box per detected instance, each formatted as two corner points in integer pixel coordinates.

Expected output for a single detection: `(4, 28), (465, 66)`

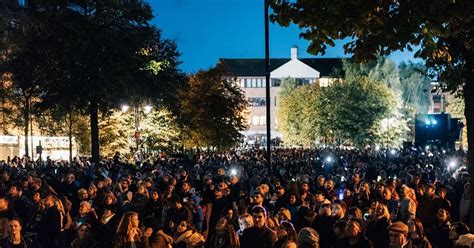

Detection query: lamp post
(264, 0), (271, 167)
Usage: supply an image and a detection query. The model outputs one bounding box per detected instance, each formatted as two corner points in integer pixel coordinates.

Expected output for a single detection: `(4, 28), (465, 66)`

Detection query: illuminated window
(249, 97), (266, 107)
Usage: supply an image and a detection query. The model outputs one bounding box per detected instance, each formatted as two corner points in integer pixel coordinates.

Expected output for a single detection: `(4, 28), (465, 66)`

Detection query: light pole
(264, 0), (271, 167)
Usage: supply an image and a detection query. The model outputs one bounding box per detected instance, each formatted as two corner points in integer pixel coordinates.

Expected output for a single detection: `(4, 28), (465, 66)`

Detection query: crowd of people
(0, 146), (472, 248)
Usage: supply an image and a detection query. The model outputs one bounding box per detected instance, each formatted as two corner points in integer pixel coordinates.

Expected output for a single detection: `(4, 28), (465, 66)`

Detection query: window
(251, 116), (266, 125)
(271, 78), (281, 87)
(239, 79), (245, 88)
(249, 97), (266, 107)
(252, 116), (260, 125)
(245, 79), (251, 88)
(251, 79), (257, 88)
(256, 78), (262, 88)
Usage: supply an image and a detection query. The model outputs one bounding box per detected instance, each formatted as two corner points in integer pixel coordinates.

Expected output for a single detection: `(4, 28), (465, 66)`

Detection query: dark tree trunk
(465, 58), (474, 231)
(23, 96), (29, 157)
(90, 100), (100, 165)
(69, 110), (73, 162)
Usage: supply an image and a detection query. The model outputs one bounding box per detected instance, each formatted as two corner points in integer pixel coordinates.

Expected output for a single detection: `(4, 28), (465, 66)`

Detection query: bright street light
(144, 105), (153, 113)
(121, 105), (130, 112)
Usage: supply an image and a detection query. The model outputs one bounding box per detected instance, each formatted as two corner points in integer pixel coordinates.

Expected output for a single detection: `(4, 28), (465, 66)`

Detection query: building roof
(219, 58), (344, 77)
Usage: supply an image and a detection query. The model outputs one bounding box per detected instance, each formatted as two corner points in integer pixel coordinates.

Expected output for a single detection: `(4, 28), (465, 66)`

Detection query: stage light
(230, 168), (237, 176)
(432, 120), (437, 125)
(390, 149), (396, 155)
(425, 120), (431, 125)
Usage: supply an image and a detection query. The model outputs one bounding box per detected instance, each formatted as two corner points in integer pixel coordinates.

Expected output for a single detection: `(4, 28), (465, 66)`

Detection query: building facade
(220, 46), (343, 142)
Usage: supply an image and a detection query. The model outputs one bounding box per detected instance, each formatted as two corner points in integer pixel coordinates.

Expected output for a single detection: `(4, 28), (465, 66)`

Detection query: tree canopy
(1, 0), (184, 162)
(179, 65), (248, 149)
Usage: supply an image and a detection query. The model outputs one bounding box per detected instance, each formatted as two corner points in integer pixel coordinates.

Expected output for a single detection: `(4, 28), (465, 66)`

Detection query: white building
(219, 46), (343, 142)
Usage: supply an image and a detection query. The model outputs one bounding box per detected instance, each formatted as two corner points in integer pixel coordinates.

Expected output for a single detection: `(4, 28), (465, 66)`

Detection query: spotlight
(425, 120), (431, 125)
(375, 145), (381, 152)
(230, 168), (237, 176)
(425, 145), (430, 150)
(432, 120), (437, 125)
(390, 149), (396, 155)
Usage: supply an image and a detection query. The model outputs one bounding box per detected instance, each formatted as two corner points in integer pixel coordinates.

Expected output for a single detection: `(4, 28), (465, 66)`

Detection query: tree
(279, 77), (298, 97)
(320, 77), (396, 147)
(271, 0), (474, 227)
(99, 108), (181, 157)
(278, 82), (325, 146)
(179, 65), (248, 149)
(342, 59), (409, 147)
(446, 95), (468, 149)
(398, 62), (432, 114)
(1, 0), (183, 164)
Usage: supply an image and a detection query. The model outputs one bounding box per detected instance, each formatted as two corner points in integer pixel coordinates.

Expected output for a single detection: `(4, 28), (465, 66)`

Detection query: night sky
(150, 0), (422, 73)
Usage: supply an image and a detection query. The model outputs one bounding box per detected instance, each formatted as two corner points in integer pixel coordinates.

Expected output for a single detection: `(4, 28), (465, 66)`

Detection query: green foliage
(278, 83), (324, 146)
(321, 78), (395, 146)
(279, 77), (298, 97)
(98, 108), (181, 157)
(342, 59), (410, 147)
(399, 62), (431, 114)
(278, 60), (409, 147)
(446, 95), (467, 148)
(179, 65), (248, 149)
(0, 0), (184, 160)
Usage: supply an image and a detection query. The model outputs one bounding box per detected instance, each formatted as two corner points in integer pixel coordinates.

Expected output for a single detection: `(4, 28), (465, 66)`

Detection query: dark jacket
(366, 217), (390, 248)
(37, 206), (61, 248)
(240, 226), (277, 248)
(333, 235), (374, 248)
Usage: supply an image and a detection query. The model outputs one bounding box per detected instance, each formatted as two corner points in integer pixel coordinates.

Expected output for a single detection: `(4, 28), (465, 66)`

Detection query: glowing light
(425, 145), (430, 150)
(121, 105), (130, 112)
(144, 105), (153, 113)
(230, 168), (237, 176)
(325, 156), (333, 163)
(390, 149), (396, 155)
(375, 145), (381, 151)
(425, 120), (431, 125)
(449, 160), (457, 169)
(432, 120), (437, 125)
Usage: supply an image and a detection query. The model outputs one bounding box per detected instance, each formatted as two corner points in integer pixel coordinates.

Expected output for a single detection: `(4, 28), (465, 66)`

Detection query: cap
(388, 222), (409, 236)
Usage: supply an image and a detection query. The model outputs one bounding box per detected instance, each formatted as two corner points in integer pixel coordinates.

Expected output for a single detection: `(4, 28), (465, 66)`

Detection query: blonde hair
(238, 214), (254, 228)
